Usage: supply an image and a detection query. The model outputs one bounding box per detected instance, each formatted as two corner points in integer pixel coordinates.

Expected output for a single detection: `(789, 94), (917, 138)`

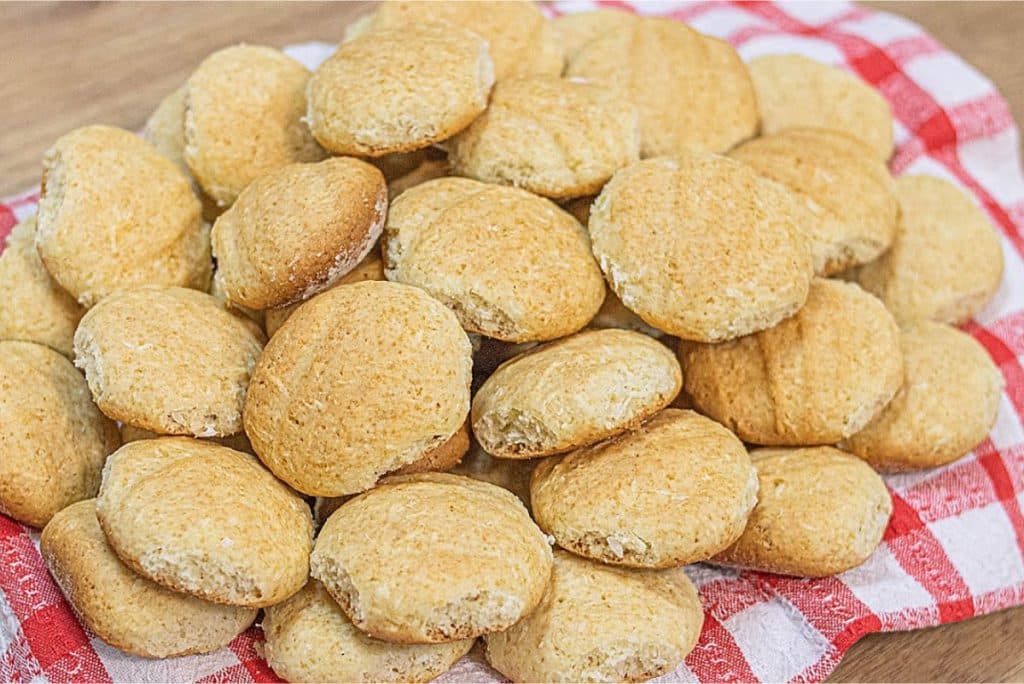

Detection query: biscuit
(120, 424), (254, 456)
(713, 447), (892, 576)
(245, 281), (473, 496)
(683, 278), (904, 445)
(384, 177), (605, 342)
(749, 54), (894, 161)
(449, 76), (640, 198)
(362, 1), (563, 81)
(589, 154), (813, 342)
(472, 329), (682, 458)
(208, 265), (265, 329)
(74, 286), (265, 437)
(185, 45), (325, 207)
(730, 128), (898, 275)
(567, 18), (757, 156)
(844, 321), (1003, 472)
(531, 409), (758, 568)
(0, 341), (120, 527)
(0, 215), (84, 357)
(484, 550), (703, 682)
(211, 157), (387, 310)
(263, 581), (474, 683)
(451, 442), (534, 509)
(263, 247), (385, 337)
(858, 175), (1005, 324)
(307, 24), (494, 156)
(35, 125), (210, 307)
(96, 437), (313, 607)
(311, 472), (552, 643)
(41, 500), (256, 658)
(552, 8), (637, 61)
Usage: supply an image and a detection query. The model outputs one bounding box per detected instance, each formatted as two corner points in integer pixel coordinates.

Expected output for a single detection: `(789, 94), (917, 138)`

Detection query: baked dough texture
(41, 500), (256, 658)
(683, 278), (904, 445)
(730, 127), (898, 275)
(384, 177), (605, 342)
(749, 54), (894, 161)
(567, 17), (757, 157)
(713, 447), (893, 577)
(844, 321), (1003, 472)
(245, 281), (473, 496)
(185, 45), (325, 207)
(96, 437), (313, 608)
(35, 125), (210, 307)
(531, 409), (758, 568)
(485, 550), (704, 683)
(211, 157), (387, 310)
(858, 174), (1005, 324)
(449, 75), (640, 198)
(307, 23), (494, 156)
(589, 153), (813, 342)
(263, 581), (474, 683)
(74, 286), (265, 438)
(0, 341), (120, 527)
(552, 8), (637, 61)
(361, 1), (563, 81)
(0, 215), (84, 357)
(311, 472), (553, 643)
(472, 329), (682, 458)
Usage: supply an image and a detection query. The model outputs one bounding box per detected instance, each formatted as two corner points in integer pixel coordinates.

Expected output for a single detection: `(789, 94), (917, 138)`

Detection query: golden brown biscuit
(119, 424), (254, 456)
(41, 500), (256, 658)
(35, 125), (210, 307)
(844, 321), (1002, 472)
(567, 18), (757, 156)
(263, 581), (474, 683)
(858, 175), (1005, 324)
(589, 154), (813, 342)
(307, 24), (494, 156)
(0, 215), (84, 357)
(449, 76), (639, 198)
(749, 54), (894, 161)
(74, 286), (265, 437)
(211, 157), (387, 310)
(363, 1), (563, 81)
(96, 437), (313, 608)
(531, 409), (758, 568)
(185, 45), (325, 207)
(311, 472), (552, 643)
(384, 177), (605, 342)
(485, 550), (703, 682)
(208, 265), (266, 329)
(472, 329), (681, 458)
(451, 442), (534, 509)
(245, 281), (473, 496)
(730, 128), (898, 275)
(552, 8), (637, 61)
(683, 278), (904, 445)
(263, 247), (386, 338)
(713, 447), (892, 577)
(0, 341), (120, 527)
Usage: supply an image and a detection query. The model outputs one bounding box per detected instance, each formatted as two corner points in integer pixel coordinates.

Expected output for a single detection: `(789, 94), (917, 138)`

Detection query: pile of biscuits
(0, 2), (1008, 682)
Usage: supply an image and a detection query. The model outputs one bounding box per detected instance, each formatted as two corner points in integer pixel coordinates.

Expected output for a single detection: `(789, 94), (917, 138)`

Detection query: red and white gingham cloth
(2, 1), (1024, 682)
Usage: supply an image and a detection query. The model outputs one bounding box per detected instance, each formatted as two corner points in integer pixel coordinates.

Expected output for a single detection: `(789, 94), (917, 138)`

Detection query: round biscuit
(119, 423), (254, 456)
(311, 472), (553, 643)
(713, 447), (893, 576)
(0, 341), (120, 527)
(552, 8), (637, 61)
(384, 177), (605, 342)
(683, 278), (904, 445)
(472, 329), (682, 458)
(531, 408), (758, 568)
(589, 153), (813, 342)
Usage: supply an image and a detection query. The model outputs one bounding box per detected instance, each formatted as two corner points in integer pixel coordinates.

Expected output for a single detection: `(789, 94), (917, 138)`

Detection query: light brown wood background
(1, 2), (1022, 681)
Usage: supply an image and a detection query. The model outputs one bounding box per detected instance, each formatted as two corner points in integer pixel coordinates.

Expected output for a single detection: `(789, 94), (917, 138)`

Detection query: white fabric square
(739, 34), (845, 64)
(775, 1), (853, 26)
(897, 158), (962, 184)
(883, 467), (939, 494)
(685, 564), (739, 588)
(975, 237), (1023, 327)
(93, 639), (240, 683)
(928, 504), (1024, 596)
(841, 544), (935, 616)
(902, 53), (995, 107)
(839, 11), (922, 44)
(959, 128), (1024, 207)
(725, 597), (829, 682)
(0, 589), (16, 656)
(283, 41), (335, 71)
(631, 1), (692, 16)
(686, 7), (767, 39)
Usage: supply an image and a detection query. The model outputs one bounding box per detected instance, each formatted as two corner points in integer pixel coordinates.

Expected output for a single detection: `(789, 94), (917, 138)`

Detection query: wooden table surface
(2, 2), (1023, 681)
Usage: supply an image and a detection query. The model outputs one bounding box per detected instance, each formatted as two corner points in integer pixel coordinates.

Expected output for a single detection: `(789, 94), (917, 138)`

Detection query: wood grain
(1, 2), (1023, 681)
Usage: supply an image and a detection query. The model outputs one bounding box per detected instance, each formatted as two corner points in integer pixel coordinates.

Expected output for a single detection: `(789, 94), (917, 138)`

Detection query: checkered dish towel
(2, 1), (1024, 682)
